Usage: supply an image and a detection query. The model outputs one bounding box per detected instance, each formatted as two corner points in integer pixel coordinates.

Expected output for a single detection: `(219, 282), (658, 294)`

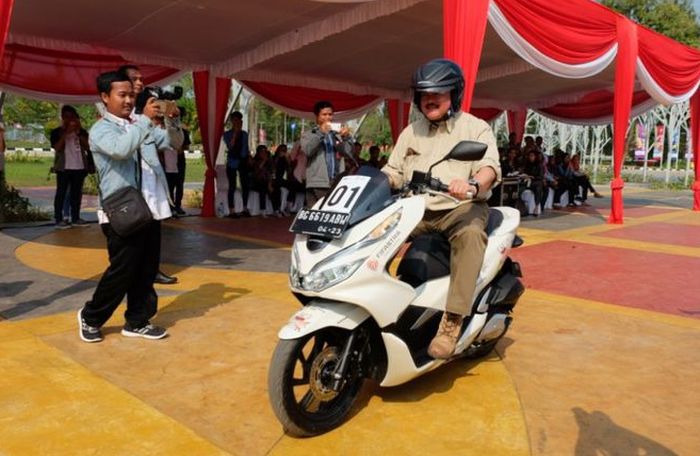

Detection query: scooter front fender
(278, 301), (371, 340)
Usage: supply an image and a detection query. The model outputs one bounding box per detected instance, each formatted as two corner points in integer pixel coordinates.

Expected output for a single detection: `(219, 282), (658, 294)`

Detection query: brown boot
(427, 311), (464, 359)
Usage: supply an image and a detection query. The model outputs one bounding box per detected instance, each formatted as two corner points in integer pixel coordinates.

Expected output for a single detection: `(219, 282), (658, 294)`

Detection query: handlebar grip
(429, 177), (449, 192)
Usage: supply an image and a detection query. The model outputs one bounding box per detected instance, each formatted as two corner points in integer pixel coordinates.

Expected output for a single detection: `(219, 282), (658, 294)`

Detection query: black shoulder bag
(101, 150), (153, 236)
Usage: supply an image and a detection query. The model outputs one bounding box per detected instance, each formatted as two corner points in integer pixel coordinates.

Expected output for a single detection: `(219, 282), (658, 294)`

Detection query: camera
(135, 86), (183, 115)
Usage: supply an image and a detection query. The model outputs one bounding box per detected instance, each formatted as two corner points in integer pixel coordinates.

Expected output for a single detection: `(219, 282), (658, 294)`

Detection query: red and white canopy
(1, 0), (699, 219)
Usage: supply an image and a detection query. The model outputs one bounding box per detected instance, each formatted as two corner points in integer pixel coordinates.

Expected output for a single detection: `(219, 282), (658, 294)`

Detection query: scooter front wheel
(268, 329), (364, 437)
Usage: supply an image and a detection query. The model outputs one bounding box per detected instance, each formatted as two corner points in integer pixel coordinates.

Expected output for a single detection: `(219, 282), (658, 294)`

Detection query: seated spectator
(272, 144), (292, 216)
(367, 145), (382, 168)
(352, 142), (366, 167)
(554, 152), (577, 207)
(501, 147), (520, 176)
(535, 136), (546, 155)
(49, 105), (94, 228)
(252, 145), (274, 217)
(288, 140), (306, 212)
(507, 132), (519, 151)
(521, 150), (545, 214)
(569, 154), (602, 201)
(543, 155), (560, 208)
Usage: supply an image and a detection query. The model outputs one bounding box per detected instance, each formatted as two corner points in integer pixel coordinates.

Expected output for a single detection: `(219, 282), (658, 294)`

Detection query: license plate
(290, 209), (351, 238)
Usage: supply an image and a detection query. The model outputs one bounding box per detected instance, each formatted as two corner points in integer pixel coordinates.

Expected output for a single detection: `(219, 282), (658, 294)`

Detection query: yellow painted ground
(4, 226), (529, 455)
(5, 208), (700, 455)
(0, 331), (228, 455)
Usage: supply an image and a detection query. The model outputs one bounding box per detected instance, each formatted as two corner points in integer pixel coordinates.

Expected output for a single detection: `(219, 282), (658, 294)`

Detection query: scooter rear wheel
(268, 329), (364, 436)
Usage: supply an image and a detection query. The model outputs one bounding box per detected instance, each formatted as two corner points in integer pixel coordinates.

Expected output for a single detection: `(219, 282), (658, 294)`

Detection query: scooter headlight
(301, 258), (365, 292)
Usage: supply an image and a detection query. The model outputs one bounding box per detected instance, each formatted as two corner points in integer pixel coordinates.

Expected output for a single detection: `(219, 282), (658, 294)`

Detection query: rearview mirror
(446, 141), (487, 162)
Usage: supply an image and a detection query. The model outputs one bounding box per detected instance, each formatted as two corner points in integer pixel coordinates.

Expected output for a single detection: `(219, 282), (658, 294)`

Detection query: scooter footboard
(278, 301), (371, 340)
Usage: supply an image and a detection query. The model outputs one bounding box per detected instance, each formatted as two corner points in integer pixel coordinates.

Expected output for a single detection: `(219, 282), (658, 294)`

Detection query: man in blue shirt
(222, 111), (251, 217)
(78, 70), (178, 343)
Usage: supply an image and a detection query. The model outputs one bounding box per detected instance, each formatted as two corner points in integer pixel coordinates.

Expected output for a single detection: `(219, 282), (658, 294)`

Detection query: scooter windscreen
(290, 166), (394, 238)
(343, 166), (394, 227)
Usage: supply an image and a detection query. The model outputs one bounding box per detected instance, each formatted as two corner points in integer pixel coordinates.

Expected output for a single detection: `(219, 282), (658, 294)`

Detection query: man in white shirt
(78, 71), (177, 343)
(118, 64), (181, 285)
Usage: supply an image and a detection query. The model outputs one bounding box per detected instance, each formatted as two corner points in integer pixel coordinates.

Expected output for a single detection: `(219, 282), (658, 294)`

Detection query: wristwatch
(467, 178), (480, 197)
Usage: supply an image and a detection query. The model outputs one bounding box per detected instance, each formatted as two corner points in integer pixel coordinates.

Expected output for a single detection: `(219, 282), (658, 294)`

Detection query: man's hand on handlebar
(448, 179), (476, 200)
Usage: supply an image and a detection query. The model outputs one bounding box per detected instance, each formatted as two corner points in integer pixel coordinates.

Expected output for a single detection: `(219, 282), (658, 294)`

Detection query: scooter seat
(485, 208), (504, 235)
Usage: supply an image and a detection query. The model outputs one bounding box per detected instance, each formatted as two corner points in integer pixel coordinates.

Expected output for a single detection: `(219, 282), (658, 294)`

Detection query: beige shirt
(382, 112), (501, 211)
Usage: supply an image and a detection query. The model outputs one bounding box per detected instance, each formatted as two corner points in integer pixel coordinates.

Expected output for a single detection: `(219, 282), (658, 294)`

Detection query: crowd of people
(49, 104), (190, 229)
(222, 102), (388, 218)
(494, 132), (602, 215)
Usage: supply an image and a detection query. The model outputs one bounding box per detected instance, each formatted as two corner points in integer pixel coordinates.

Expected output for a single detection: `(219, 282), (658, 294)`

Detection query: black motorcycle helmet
(411, 58), (465, 118)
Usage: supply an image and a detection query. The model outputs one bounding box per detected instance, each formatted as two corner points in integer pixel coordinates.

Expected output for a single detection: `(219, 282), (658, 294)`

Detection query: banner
(634, 121), (646, 161)
(670, 129), (680, 160)
(653, 122), (665, 160)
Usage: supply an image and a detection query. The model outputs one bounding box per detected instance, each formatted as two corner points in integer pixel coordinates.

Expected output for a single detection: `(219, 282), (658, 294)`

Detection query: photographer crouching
(77, 70), (182, 343)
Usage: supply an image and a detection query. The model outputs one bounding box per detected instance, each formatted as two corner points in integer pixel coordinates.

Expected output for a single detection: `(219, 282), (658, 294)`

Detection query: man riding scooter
(382, 58), (501, 359)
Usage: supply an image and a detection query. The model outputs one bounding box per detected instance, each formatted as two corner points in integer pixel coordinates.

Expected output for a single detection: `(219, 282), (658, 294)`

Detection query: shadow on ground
(573, 407), (678, 456)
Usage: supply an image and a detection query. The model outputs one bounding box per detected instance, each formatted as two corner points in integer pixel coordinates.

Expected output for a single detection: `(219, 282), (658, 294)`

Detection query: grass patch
(4, 156), (55, 187)
(184, 157), (207, 183)
(5, 156), (208, 189)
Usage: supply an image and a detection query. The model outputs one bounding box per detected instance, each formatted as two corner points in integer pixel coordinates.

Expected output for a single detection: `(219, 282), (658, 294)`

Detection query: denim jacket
(89, 112), (183, 204)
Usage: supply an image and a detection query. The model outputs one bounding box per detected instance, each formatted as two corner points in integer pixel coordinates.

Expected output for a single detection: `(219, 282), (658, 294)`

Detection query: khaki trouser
(411, 201), (489, 316)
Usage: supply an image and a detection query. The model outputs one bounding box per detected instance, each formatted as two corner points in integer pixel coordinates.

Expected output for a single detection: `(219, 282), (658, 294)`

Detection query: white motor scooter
(268, 141), (524, 436)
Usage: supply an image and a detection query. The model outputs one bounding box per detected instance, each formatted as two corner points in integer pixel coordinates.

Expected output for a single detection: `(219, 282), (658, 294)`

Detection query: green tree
(4, 95), (59, 127)
(356, 105), (392, 147)
(168, 73), (200, 146)
(251, 98), (304, 147)
(602, 0), (700, 47)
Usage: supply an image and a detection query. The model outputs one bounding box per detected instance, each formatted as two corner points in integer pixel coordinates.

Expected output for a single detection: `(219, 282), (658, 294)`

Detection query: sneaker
(56, 220), (71, 229)
(77, 308), (103, 343)
(73, 219), (90, 227)
(121, 323), (168, 340)
(427, 311), (464, 359)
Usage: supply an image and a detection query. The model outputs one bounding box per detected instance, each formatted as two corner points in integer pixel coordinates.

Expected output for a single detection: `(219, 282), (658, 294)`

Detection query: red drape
(637, 26), (700, 98)
(242, 80), (378, 113)
(470, 108), (502, 122)
(443, 0), (490, 113)
(0, 0), (13, 65)
(387, 99), (410, 144)
(0, 43), (179, 97)
(691, 91), (700, 211)
(609, 17), (638, 224)
(494, 0), (617, 65)
(539, 90), (651, 121)
(507, 109), (528, 144)
(193, 71), (231, 217)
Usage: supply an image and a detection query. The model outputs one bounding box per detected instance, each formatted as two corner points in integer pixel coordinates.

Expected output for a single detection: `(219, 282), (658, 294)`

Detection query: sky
(695, 0), (700, 15)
